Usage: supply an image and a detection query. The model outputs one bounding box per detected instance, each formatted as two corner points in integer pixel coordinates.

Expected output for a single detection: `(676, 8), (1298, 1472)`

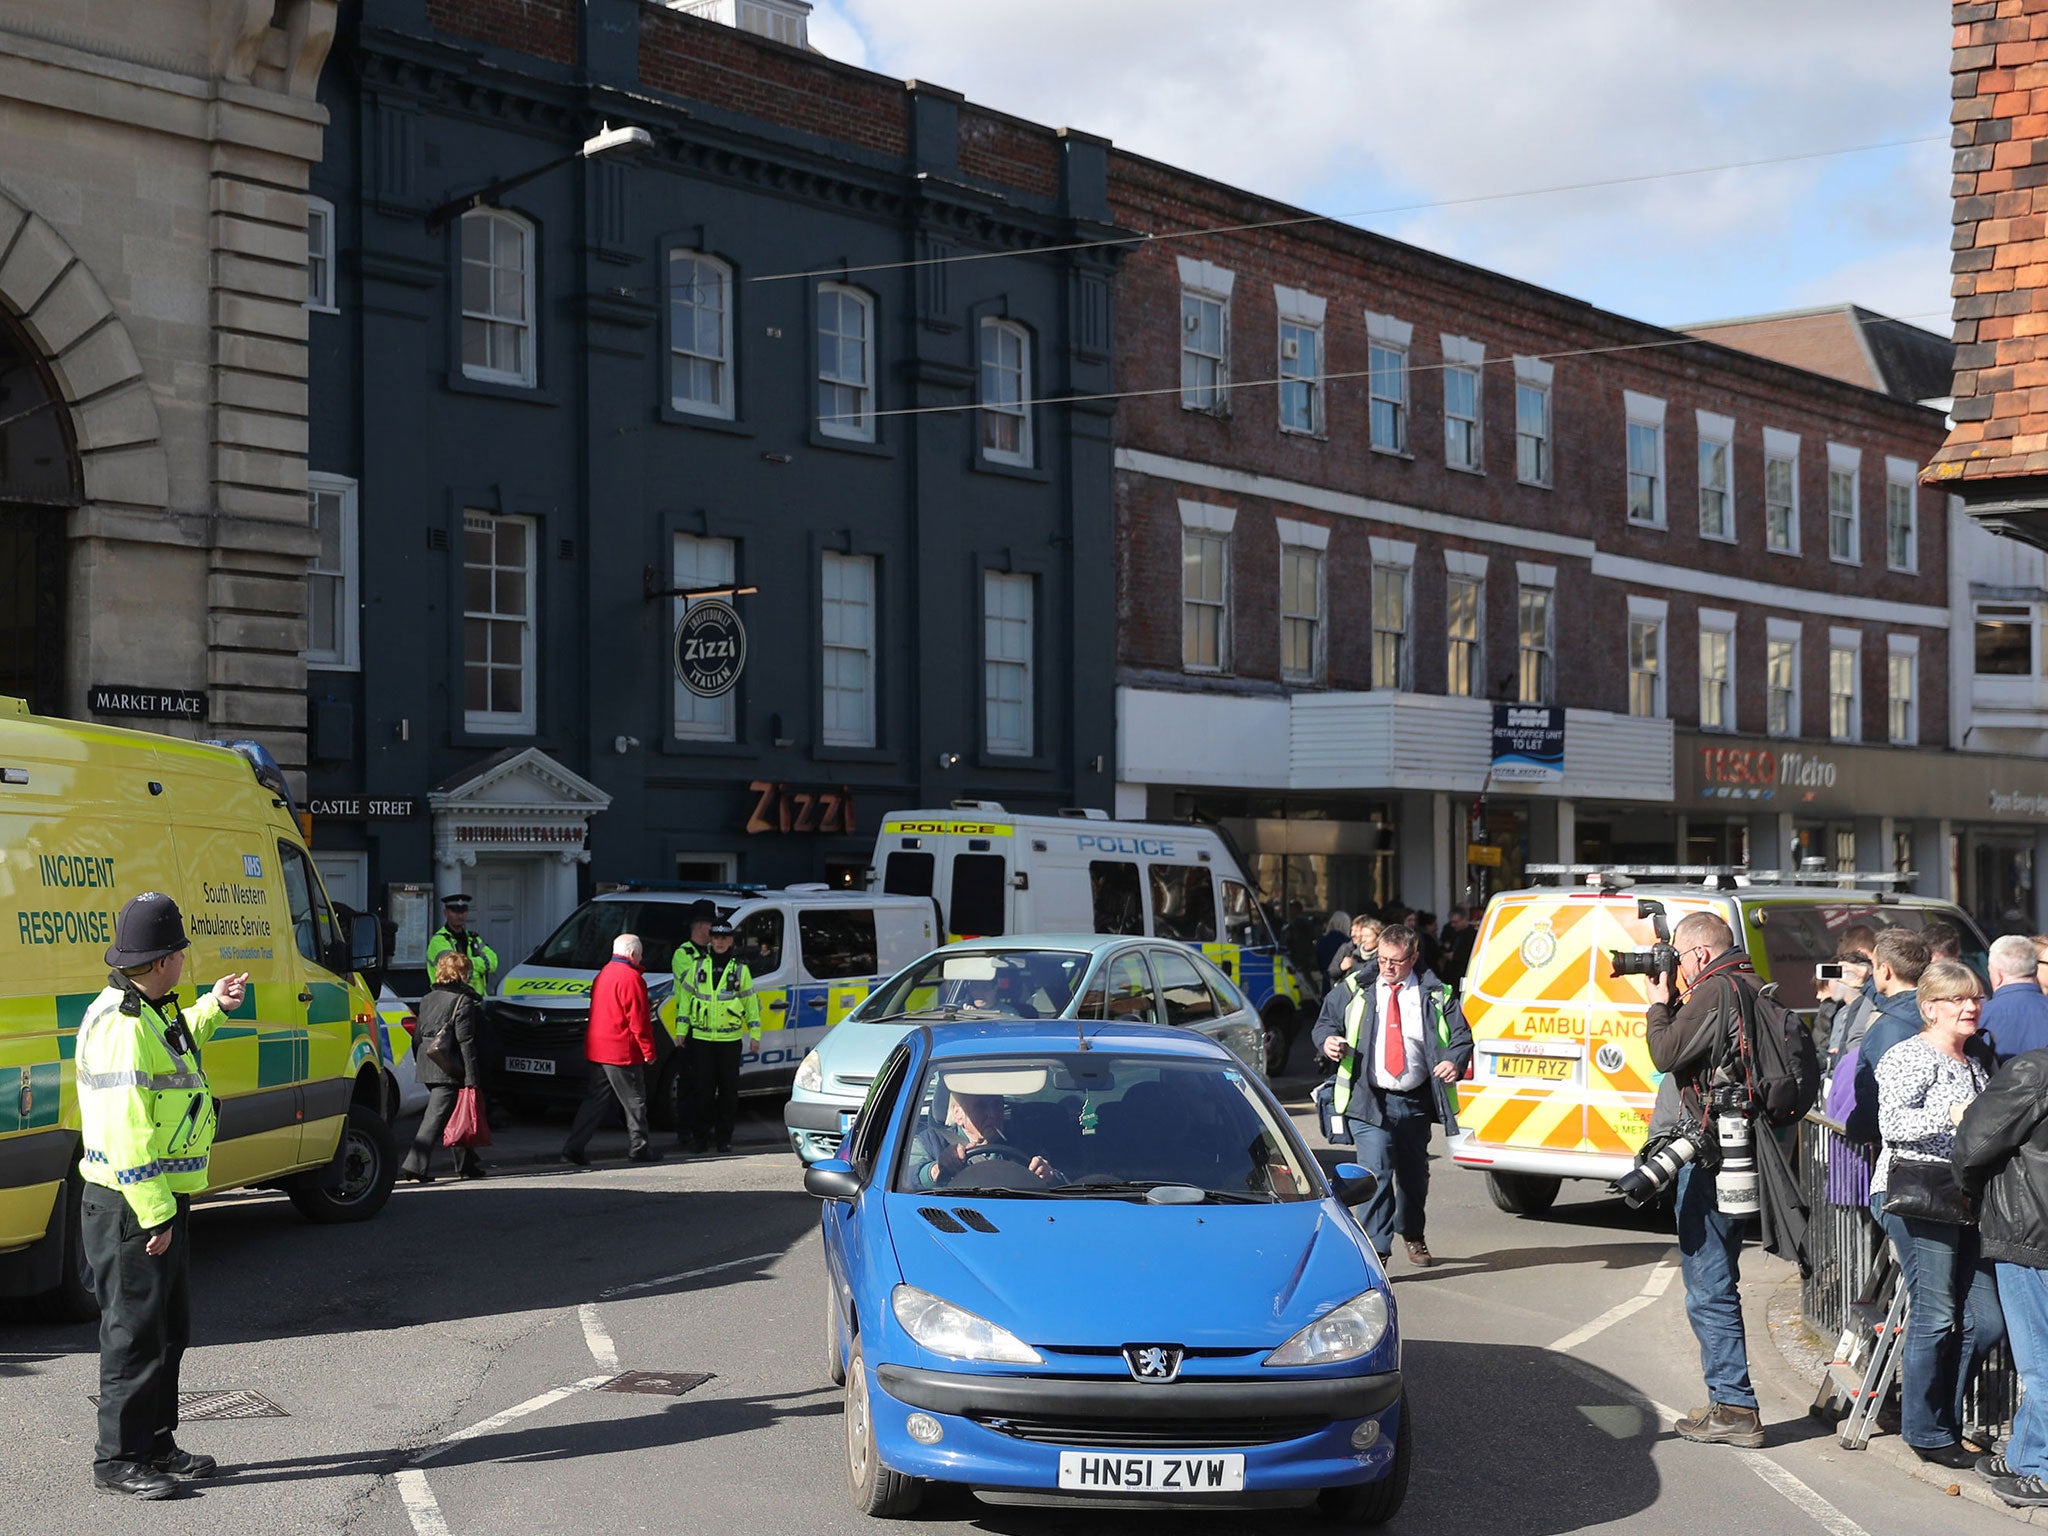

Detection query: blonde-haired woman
(401, 950), (487, 1182)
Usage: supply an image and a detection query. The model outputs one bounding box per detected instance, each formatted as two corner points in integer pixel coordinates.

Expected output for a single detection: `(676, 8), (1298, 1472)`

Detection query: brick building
(1105, 151), (2048, 930)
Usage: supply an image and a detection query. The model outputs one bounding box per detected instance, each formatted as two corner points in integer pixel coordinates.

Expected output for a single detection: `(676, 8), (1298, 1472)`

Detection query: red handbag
(443, 1086), (492, 1148)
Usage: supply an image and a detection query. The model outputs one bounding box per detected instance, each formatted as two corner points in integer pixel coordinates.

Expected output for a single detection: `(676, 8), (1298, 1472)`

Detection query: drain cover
(598, 1370), (713, 1396)
(86, 1389), (287, 1420)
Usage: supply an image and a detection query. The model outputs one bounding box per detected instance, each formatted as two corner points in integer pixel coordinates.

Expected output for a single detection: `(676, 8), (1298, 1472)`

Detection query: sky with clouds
(804, 0), (1954, 335)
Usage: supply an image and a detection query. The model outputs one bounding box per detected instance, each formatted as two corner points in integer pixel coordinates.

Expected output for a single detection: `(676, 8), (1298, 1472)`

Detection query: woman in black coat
(401, 951), (487, 1181)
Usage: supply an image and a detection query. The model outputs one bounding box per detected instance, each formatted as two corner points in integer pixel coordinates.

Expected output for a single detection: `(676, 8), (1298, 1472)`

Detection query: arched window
(817, 283), (875, 441)
(459, 208), (536, 387)
(670, 251), (734, 417)
(979, 317), (1031, 465)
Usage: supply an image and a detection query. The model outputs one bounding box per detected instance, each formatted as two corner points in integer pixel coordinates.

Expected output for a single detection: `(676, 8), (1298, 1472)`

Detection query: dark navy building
(305, 0), (1121, 968)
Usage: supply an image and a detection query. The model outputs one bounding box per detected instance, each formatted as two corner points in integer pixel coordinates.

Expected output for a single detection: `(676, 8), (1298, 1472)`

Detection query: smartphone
(1815, 961), (1846, 982)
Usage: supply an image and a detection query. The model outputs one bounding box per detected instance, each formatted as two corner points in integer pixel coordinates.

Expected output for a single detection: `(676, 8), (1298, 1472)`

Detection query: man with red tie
(1314, 924), (1473, 1268)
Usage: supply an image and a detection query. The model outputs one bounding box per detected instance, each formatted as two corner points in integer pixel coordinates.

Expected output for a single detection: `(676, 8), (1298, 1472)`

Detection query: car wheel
(825, 1273), (846, 1387)
(1319, 1392), (1411, 1526)
(287, 1102), (398, 1224)
(651, 1057), (682, 1134)
(844, 1334), (921, 1517)
(34, 1162), (98, 1324)
(1485, 1171), (1561, 1215)
(1262, 1003), (1295, 1076)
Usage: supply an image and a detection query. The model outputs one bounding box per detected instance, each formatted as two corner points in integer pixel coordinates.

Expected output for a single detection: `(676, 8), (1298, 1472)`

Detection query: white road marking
(408, 1375), (616, 1466)
(1546, 1255), (1677, 1351)
(578, 1302), (619, 1370)
(598, 1249), (782, 1298)
(1738, 1452), (1877, 1536)
(394, 1469), (453, 1536)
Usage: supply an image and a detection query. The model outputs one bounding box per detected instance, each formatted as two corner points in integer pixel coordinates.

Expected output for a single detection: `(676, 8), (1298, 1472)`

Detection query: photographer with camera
(1642, 910), (1768, 1447)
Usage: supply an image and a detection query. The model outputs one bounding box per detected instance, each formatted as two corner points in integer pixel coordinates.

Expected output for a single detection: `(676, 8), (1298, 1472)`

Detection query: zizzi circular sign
(673, 599), (747, 698)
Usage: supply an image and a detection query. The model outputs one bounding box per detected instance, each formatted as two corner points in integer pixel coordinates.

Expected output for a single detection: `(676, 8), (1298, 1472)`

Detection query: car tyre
(34, 1162), (99, 1324)
(651, 1056), (682, 1134)
(1318, 1392), (1411, 1526)
(1485, 1170), (1561, 1215)
(287, 1102), (398, 1224)
(825, 1273), (847, 1387)
(1262, 1003), (1296, 1076)
(845, 1335), (921, 1517)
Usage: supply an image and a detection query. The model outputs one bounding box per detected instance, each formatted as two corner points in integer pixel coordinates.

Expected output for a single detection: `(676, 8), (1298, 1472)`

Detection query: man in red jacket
(561, 933), (663, 1165)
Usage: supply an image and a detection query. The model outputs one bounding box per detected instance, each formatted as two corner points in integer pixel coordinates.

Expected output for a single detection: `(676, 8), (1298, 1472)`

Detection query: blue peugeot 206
(807, 1020), (1407, 1523)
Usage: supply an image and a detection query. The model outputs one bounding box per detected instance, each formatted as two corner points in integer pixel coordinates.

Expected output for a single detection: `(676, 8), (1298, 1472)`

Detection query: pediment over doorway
(427, 747), (612, 815)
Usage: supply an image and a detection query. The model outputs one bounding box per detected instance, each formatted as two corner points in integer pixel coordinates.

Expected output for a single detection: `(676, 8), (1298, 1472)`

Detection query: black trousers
(684, 1035), (743, 1148)
(83, 1185), (190, 1471)
(564, 1063), (649, 1156)
(404, 1085), (484, 1177)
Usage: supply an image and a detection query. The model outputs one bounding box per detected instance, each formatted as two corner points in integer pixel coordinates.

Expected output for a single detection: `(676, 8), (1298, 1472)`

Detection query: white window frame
(1765, 617), (1802, 740)
(1827, 626), (1862, 744)
(1444, 549), (1488, 698)
(669, 250), (735, 419)
(1514, 355), (1553, 487)
(1516, 561), (1556, 705)
(1276, 518), (1329, 686)
(459, 208), (536, 388)
(1180, 501), (1234, 674)
(1275, 285), (1326, 437)
(1370, 535), (1416, 692)
(305, 472), (358, 670)
(983, 569), (1035, 756)
(306, 196), (337, 314)
(1696, 409), (1735, 543)
(1177, 257), (1233, 414)
(1698, 607), (1736, 733)
(1885, 456), (1919, 573)
(979, 317), (1032, 466)
(1442, 333), (1485, 473)
(1763, 427), (1800, 555)
(1887, 633), (1920, 746)
(1975, 600), (2036, 677)
(820, 550), (877, 747)
(462, 510), (537, 735)
(673, 534), (738, 741)
(1626, 595), (1667, 718)
(817, 282), (876, 442)
(1624, 390), (1666, 528)
(1827, 443), (1861, 565)
(1366, 311), (1412, 455)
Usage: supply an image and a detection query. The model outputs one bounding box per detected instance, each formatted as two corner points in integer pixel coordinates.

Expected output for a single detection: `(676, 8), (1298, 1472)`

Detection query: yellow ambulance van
(1450, 874), (1983, 1216)
(0, 699), (397, 1320)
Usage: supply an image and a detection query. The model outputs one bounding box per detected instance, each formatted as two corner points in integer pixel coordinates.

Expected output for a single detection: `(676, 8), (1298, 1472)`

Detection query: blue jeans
(1872, 1190), (2006, 1448)
(1675, 1161), (1756, 1409)
(1998, 1264), (2048, 1478)
(1349, 1092), (1433, 1257)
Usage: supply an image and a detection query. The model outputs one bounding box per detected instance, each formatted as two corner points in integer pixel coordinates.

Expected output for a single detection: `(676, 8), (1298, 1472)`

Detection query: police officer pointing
(77, 893), (248, 1500)
(680, 917), (760, 1153)
(426, 893), (499, 998)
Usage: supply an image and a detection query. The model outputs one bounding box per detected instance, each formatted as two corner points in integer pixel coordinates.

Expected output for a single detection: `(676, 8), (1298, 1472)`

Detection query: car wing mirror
(805, 1157), (862, 1202)
(1330, 1161), (1378, 1208)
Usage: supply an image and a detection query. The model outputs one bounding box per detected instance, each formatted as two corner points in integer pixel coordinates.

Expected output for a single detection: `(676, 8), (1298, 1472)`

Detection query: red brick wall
(958, 107), (1059, 199)
(638, 8), (909, 159)
(1931, 0), (2048, 487)
(426, 0), (577, 65)
(1109, 151), (1951, 744)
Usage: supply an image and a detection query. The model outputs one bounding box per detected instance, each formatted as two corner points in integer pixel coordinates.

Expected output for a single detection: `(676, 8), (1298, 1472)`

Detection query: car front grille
(486, 1005), (589, 1048)
(973, 1413), (1328, 1449)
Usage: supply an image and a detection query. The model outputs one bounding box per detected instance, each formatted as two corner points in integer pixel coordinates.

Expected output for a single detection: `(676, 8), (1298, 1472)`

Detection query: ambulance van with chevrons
(1449, 872), (1985, 1216)
(868, 804), (1314, 1073)
(0, 700), (399, 1321)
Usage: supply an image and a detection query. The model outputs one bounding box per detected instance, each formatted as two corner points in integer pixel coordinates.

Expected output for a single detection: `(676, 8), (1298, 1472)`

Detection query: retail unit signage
(746, 781), (858, 835)
(674, 599), (747, 699)
(1491, 706), (1564, 783)
(1678, 731), (2048, 824)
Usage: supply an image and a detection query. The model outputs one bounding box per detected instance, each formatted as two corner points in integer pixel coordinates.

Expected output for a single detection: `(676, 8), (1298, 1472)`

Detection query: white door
(314, 851), (369, 912)
(475, 855), (551, 981)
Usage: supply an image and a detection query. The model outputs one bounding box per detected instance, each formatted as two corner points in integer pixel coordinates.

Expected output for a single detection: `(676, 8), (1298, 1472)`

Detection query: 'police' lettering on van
(1076, 834), (1180, 858)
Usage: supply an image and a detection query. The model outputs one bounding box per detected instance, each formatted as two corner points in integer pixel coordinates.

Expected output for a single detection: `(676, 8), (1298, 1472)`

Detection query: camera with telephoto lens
(1614, 1120), (1703, 1208)
(1609, 941), (1680, 982)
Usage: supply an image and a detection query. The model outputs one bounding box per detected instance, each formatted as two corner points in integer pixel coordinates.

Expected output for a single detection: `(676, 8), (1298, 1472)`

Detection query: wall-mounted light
(937, 752), (961, 770)
(613, 735), (642, 755)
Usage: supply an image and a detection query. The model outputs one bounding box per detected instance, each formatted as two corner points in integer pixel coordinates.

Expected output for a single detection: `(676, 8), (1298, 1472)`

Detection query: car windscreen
(891, 1053), (1314, 1203)
(859, 949), (1090, 1022)
(529, 901), (720, 974)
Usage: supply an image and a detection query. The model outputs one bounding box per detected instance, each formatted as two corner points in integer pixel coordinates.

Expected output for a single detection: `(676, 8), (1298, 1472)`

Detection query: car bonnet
(883, 1194), (1382, 1349)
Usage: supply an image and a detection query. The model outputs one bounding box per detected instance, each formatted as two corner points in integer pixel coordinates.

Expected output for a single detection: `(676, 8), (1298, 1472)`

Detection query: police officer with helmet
(426, 893), (499, 998)
(680, 917), (760, 1153)
(77, 892), (249, 1499)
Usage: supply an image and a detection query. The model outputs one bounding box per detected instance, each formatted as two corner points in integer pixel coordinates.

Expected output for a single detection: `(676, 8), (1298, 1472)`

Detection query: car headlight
(1263, 1289), (1390, 1368)
(794, 1049), (824, 1093)
(891, 1284), (1042, 1365)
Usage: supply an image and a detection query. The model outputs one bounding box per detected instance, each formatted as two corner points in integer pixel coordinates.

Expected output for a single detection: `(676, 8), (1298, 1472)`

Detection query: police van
(483, 885), (938, 1116)
(869, 805), (1313, 1071)
(1450, 868), (1986, 1216)
(0, 699), (397, 1321)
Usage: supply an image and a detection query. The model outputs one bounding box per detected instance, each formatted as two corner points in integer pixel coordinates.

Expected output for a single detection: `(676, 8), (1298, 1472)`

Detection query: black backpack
(1726, 978), (1822, 1129)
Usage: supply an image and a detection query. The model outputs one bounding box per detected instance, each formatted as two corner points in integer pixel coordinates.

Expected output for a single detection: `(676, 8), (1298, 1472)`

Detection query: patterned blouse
(1873, 1034), (1989, 1192)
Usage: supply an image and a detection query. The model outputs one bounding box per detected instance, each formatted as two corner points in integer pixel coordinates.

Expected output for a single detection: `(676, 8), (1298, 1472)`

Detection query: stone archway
(0, 298), (78, 712)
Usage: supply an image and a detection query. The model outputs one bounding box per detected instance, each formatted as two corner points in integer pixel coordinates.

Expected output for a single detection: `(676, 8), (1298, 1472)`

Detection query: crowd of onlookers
(1286, 903), (1478, 1000)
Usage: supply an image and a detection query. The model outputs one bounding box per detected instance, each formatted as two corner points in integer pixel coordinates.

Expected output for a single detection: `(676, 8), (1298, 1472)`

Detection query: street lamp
(424, 123), (653, 233)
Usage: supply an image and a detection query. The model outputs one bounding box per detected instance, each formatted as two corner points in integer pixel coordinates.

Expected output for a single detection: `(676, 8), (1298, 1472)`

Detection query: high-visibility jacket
(1321, 970), (1467, 1129)
(679, 953), (760, 1042)
(76, 977), (226, 1230)
(427, 926), (499, 997)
